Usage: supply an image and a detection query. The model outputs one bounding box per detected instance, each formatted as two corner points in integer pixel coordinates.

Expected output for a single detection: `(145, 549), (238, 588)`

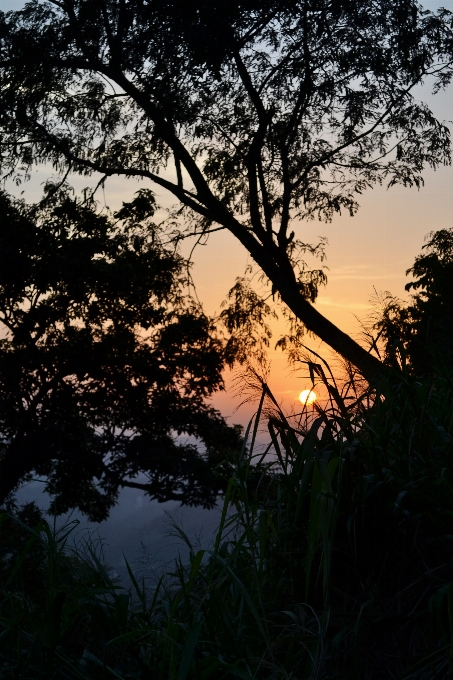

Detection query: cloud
(316, 297), (371, 310)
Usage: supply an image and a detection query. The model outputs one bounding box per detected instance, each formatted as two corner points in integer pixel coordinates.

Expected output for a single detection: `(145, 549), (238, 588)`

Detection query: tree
(375, 228), (453, 376)
(0, 186), (242, 521)
(0, 0), (452, 380)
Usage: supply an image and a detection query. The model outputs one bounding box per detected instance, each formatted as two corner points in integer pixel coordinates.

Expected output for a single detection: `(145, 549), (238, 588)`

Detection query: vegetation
(0, 186), (242, 520)
(0, 3), (453, 677)
(1, 352), (453, 678)
(376, 227), (453, 378)
(1, 0), (453, 377)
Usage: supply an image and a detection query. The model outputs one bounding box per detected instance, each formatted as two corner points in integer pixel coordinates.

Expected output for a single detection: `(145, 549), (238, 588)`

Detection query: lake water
(12, 400), (271, 586)
(15, 480), (224, 585)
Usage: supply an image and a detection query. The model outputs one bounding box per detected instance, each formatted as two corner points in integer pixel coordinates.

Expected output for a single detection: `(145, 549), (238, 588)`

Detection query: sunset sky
(1, 0), (453, 577)
(1, 0), (453, 423)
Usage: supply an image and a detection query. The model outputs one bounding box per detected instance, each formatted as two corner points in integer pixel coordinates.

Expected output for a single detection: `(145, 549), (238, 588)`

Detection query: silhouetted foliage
(2, 368), (453, 679)
(0, 0), (452, 378)
(376, 228), (453, 376)
(0, 502), (46, 605)
(0, 187), (242, 521)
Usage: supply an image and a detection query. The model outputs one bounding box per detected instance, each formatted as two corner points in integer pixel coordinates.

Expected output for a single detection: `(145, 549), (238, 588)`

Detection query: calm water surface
(15, 480), (222, 585)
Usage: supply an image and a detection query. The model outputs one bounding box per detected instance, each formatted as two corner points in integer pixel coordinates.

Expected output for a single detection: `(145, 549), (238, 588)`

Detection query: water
(14, 480), (223, 585)
(10, 399), (267, 585)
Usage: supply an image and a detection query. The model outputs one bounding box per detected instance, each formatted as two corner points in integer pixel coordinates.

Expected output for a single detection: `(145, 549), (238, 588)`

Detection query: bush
(1, 364), (453, 679)
(376, 227), (453, 377)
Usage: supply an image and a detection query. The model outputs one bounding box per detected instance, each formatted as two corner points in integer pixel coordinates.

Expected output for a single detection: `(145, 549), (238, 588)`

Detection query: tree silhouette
(0, 187), (242, 521)
(0, 1), (452, 379)
(376, 228), (453, 376)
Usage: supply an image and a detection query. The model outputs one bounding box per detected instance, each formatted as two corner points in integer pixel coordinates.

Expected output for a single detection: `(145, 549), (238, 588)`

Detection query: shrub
(1, 364), (453, 679)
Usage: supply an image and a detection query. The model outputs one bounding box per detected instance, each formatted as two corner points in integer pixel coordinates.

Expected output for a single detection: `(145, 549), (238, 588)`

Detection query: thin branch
(233, 49), (267, 122)
(31, 119), (214, 218)
(257, 157), (273, 234)
(164, 226), (227, 244)
(174, 152), (183, 189)
(292, 74), (427, 191)
(86, 173), (110, 203)
(100, 0), (115, 55)
(202, 115), (240, 150)
(37, 164), (72, 207)
(233, 48), (270, 240)
(118, 478), (191, 501)
(257, 38), (304, 95)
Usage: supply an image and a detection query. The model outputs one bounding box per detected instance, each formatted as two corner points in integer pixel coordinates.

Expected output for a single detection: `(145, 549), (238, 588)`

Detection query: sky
(1, 0), (452, 580)
(0, 0), (452, 420)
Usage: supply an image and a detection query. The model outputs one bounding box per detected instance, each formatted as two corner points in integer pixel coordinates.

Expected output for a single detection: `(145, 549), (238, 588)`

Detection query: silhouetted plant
(376, 227), (453, 377)
(2, 364), (453, 678)
(0, 186), (242, 520)
(1, 1), (453, 377)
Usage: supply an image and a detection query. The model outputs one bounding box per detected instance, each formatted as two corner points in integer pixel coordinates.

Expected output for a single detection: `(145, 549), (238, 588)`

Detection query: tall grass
(1, 361), (453, 679)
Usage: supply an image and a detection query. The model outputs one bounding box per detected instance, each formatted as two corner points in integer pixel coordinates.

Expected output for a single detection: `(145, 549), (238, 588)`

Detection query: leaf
(177, 622), (202, 680)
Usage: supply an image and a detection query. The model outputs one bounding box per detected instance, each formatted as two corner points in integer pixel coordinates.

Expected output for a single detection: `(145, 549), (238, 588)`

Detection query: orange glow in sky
(3, 13), (452, 425)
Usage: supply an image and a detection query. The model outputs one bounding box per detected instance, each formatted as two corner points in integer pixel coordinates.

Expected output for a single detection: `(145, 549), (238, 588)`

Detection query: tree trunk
(278, 280), (382, 381)
(221, 213), (383, 382)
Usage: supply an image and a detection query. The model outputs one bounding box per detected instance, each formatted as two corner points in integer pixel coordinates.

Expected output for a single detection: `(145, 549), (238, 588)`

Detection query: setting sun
(299, 389), (317, 406)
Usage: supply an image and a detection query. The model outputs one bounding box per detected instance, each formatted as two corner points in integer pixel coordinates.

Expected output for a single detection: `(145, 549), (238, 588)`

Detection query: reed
(1, 362), (453, 679)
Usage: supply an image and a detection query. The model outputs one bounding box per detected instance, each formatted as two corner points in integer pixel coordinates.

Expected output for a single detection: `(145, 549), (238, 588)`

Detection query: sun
(299, 389), (317, 406)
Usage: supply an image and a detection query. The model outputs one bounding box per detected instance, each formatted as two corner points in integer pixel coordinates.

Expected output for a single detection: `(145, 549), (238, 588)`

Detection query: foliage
(0, 186), (243, 520)
(1, 363), (453, 678)
(1, 0), (452, 375)
(220, 275), (278, 366)
(375, 227), (453, 376)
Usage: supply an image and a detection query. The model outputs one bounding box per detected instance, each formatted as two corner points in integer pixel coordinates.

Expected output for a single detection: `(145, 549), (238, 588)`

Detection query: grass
(1, 359), (453, 679)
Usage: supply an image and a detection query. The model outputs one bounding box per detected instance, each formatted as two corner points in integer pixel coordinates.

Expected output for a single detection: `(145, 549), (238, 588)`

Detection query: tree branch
(232, 49), (270, 240)
(292, 75), (426, 192)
